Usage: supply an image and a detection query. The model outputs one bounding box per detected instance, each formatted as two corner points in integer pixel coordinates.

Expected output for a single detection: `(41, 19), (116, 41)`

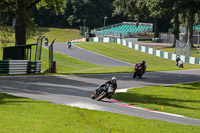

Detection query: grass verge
(113, 81), (200, 119)
(76, 42), (200, 71)
(40, 46), (133, 74)
(0, 93), (200, 132)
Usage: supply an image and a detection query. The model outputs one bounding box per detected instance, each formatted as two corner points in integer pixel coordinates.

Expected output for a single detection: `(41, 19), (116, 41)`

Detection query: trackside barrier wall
(27, 61), (42, 74)
(0, 60), (42, 74)
(89, 37), (200, 65)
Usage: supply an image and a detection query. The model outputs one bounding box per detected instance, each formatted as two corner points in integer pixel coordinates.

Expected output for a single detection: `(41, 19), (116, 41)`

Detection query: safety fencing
(89, 37), (200, 65)
(0, 60), (42, 74)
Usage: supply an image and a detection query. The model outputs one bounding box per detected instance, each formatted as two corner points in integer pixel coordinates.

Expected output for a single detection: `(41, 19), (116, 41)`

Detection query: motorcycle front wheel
(91, 93), (96, 99)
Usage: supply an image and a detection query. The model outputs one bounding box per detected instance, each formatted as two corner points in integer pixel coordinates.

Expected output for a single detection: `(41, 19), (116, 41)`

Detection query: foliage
(113, 0), (150, 23)
(66, 0), (115, 28)
(0, 0), (68, 45)
(0, 1), (14, 45)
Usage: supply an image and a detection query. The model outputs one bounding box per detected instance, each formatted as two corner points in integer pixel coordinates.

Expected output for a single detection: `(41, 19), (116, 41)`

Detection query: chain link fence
(175, 40), (191, 56)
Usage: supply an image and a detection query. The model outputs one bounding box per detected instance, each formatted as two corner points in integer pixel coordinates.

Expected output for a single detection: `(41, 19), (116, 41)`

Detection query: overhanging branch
(26, 0), (41, 10)
(0, 0), (15, 7)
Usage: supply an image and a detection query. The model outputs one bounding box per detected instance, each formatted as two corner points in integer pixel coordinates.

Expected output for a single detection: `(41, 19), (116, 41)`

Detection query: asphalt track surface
(44, 43), (133, 67)
(1, 43), (200, 126)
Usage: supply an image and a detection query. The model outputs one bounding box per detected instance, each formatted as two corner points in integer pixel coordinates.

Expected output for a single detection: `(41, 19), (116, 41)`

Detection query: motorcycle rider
(176, 57), (183, 68)
(67, 41), (72, 49)
(45, 37), (48, 46)
(94, 77), (117, 99)
(176, 57), (180, 66)
(135, 60), (147, 73)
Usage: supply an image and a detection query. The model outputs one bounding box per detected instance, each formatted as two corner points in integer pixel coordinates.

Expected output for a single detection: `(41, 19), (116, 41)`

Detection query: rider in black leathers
(94, 77), (117, 99)
(135, 60), (147, 73)
(176, 57), (180, 66)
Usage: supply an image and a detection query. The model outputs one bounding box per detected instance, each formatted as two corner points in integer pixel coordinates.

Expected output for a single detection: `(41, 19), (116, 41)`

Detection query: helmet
(111, 77), (117, 82)
(141, 60), (145, 65)
(176, 57), (180, 61)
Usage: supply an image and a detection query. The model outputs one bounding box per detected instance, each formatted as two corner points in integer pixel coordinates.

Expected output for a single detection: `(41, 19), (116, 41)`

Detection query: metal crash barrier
(0, 60), (42, 74)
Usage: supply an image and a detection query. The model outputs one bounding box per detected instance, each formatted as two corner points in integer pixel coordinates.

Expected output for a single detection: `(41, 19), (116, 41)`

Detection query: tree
(113, 0), (162, 38)
(184, 0), (200, 47)
(0, 0), (66, 46)
(67, 0), (115, 28)
(0, 1), (14, 45)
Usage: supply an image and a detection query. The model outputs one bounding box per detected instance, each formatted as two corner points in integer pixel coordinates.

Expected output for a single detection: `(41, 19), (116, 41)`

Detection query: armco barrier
(89, 37), (200, 65)
(0, 60), (42, 74)
(27, 61), (42, 74)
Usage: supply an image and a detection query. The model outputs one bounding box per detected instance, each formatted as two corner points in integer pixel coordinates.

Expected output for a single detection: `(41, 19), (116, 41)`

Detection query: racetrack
(44, 43), (133, 67)
(0, 43), (200, 126)
(0, 70), (200, 126)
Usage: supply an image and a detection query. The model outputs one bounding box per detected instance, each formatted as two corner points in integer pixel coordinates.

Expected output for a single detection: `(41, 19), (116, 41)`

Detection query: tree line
(0, 0), (200, 46)
(113, 0), (200, 46)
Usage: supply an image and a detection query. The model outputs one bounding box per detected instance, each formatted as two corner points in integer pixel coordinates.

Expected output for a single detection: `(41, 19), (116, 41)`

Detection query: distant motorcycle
(45, 37), (48, 46)
(177, 60), (184, 68)
(133, 64), (146, 78)
(91, 84), (114, 101)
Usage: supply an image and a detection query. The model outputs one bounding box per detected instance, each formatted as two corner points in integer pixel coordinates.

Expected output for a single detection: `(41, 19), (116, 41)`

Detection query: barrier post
(53, 61), (57, 73)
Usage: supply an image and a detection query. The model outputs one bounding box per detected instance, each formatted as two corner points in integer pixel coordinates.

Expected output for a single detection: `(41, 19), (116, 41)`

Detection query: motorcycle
(91, 84), (114, 101)
(133, 64), (145, 78)
(177, 60), (184, 68)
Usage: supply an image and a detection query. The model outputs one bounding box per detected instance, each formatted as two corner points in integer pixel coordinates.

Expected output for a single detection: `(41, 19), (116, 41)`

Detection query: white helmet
(112, 77), (117, 81)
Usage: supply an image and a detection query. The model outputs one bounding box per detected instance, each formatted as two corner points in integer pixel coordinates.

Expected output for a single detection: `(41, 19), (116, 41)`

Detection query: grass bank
(40, 46), (132, 74)
(76, 42), (200, 71)
(0, 27), (82, 45)
(0, 93), (199, 132)
(113, 81), (200, 119)
(28, 27), (82, 44)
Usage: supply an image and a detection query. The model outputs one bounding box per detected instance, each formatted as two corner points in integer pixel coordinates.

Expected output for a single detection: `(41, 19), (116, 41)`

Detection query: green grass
(0, 44), (133, 75)
(0, 93), (200, 133)
(1, 27), (200, 74)
(27, 27), (82, 44)
(113, 81), (200, 119)
(1, 41), (200, 75)
(76, 42), (200, 71)
(39, 46), (132, 74)
(0, 27), (82, 45)
(0, 27), (82, 61)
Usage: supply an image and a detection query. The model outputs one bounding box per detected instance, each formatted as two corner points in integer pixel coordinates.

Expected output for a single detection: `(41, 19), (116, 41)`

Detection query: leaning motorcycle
(91, 84), (114, 101)
(133, 64), (145, 78)
(177, 60), (184, 68)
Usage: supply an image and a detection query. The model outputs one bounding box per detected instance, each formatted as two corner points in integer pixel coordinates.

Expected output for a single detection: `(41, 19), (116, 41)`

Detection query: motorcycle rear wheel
(133, 73), (137, 78)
